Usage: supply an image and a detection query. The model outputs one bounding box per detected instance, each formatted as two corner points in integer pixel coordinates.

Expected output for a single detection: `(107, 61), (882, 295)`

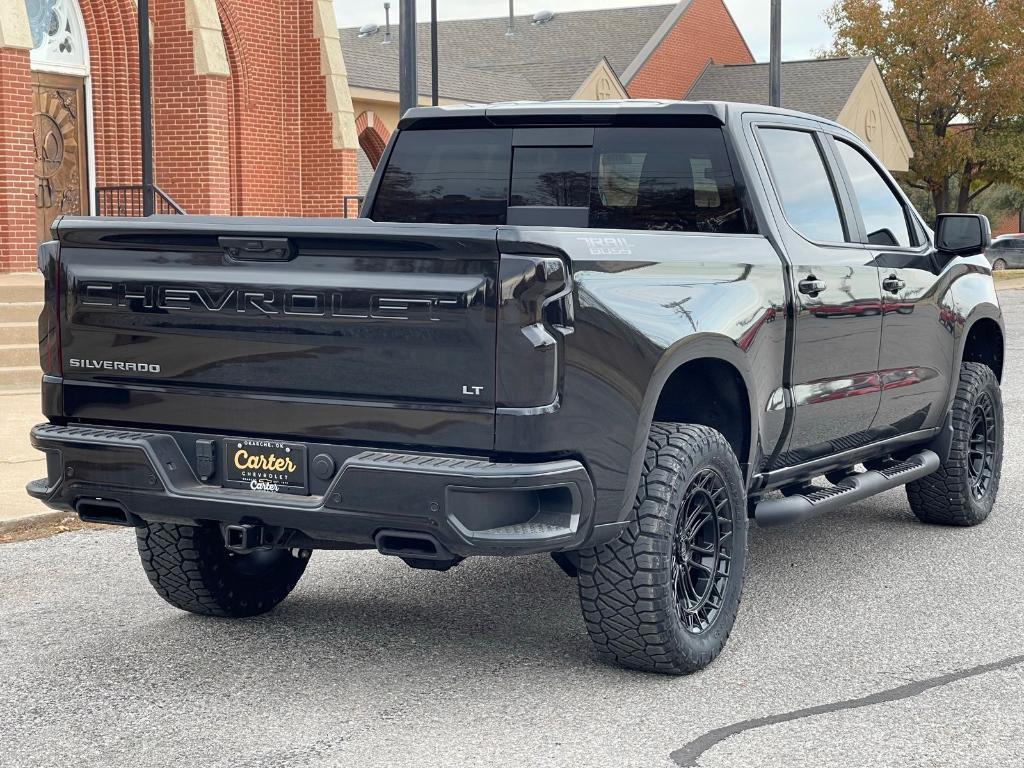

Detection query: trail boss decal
(222, 439), (308, 495)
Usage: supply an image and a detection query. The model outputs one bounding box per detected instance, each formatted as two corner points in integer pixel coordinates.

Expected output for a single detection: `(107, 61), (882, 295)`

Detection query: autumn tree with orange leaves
(826, 0), (1024, 215)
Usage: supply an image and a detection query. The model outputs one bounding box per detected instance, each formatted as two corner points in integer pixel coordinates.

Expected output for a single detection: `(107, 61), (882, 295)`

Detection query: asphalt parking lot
(3, 293), (1023, 768)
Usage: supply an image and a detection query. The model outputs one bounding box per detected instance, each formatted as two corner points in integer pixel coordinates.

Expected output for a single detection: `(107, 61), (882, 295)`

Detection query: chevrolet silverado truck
(28, 101), (1004, 675)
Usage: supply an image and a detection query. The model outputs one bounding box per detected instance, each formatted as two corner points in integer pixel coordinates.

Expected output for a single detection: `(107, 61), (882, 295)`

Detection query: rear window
(589, 127), (749, 233)
(371, 128), (512, 225)
(372, 125), (753, 233)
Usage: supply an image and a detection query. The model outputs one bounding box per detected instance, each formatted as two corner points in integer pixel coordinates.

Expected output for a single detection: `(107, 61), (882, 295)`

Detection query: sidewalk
(0, 388), (59, 531)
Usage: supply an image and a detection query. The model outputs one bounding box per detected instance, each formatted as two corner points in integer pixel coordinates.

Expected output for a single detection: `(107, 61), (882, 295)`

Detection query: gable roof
(339, 4), (679, 103)
(685, 57), (874, 120)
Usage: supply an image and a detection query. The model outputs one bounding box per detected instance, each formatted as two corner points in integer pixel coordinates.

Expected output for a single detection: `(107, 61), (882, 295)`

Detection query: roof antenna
(383, 2), (393, 44)
(506, 0), (515, 36)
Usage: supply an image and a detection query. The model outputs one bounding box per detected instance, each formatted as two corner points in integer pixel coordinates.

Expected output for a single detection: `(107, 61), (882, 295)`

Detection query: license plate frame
(222, 438), (309, 496)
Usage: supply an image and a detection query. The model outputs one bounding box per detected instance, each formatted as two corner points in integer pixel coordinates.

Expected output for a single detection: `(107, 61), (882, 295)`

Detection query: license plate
(222, 438), (308, 496)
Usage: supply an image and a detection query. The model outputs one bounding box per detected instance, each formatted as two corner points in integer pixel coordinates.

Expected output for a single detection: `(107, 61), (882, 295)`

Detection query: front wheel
(992, 259), (1007, 271)
(577, 424), (747, 675)
(907, 362), (1003, 526)
(136, 522), (310, 617)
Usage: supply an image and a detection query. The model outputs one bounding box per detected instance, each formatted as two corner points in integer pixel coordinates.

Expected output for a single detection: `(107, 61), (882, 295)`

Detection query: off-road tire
(577, 423), (747, 675)
(907, 362), (1002, 526)
(136, 522), (309, 617)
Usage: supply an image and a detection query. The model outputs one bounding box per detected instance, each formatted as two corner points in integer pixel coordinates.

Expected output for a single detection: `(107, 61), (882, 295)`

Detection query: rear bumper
(27, 423), (613, 557)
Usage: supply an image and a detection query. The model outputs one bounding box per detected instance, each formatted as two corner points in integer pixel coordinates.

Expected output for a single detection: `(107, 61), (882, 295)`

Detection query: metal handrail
(343, 195), (365, 219)
(95, 185), (185, 217)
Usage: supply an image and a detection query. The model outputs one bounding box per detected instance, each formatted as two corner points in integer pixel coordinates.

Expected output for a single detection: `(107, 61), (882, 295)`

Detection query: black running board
(754, 450), (940, 527)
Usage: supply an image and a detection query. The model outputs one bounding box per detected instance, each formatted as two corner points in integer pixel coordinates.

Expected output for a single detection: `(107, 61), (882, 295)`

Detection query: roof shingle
(685, 57), (874, 120)
(339, 5), (678, 103)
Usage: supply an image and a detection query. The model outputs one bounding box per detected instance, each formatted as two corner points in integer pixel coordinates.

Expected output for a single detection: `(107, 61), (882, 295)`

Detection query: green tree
(826, 0), (1024, 214)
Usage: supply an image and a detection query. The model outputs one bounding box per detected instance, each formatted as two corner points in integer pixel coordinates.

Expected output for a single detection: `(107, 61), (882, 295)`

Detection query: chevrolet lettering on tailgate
(79, 282), (464, 321)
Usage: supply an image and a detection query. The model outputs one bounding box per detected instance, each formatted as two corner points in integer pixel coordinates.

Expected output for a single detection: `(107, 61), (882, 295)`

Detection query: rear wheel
(907, 362), (1002, 526)
(136, 522), (310, 617)
(577, 423), (747, 675)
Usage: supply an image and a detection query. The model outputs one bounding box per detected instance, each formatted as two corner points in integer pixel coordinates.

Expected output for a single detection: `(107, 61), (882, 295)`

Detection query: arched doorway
(355, 111), (391, 170)
(27, 0), (92, 242)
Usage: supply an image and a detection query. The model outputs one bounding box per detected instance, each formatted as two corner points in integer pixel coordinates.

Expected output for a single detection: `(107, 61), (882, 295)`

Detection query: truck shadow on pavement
(109, 491), (981, 680)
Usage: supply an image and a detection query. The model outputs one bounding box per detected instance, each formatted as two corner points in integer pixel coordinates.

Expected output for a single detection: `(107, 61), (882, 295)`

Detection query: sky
(332, 0), (835, 61)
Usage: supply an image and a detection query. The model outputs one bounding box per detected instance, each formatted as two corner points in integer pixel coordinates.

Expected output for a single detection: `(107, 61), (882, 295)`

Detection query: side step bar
(754, 450), (940, 527)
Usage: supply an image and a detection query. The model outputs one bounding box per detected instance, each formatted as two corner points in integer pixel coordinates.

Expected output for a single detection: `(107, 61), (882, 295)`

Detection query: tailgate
(52, 217), (499, 450)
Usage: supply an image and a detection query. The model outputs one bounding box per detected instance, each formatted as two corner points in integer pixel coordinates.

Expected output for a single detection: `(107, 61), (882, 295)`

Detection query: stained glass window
(26, 0), (87, 73)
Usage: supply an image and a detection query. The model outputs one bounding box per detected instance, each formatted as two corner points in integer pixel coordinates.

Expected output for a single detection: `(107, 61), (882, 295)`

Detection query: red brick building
(0, 0), (359, 273)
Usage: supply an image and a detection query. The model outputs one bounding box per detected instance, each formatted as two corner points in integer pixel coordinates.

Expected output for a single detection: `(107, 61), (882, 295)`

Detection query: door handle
(882, 275), (906, 294)
(797, 276), (827, 296)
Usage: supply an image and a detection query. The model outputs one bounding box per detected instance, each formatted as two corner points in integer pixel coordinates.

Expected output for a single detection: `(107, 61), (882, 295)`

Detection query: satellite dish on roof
(532, 10), (555, 24)
(358, 23), (380, 38)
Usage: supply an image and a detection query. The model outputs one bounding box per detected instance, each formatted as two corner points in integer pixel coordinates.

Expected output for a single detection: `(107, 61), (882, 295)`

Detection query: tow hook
(223, 523), (274, 553)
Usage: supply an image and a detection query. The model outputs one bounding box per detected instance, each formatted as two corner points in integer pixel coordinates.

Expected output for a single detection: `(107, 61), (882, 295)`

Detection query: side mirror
(935, 213), (992, 258)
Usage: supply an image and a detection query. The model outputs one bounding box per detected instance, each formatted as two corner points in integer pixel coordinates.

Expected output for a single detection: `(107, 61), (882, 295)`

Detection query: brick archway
(77, 0), (142, 187)
(355, 111), (391, 169)
(219, 2), (246, 215)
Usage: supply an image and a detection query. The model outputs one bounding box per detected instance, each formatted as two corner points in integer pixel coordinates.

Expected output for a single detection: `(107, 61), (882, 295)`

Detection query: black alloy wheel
(967, 392), (997, 500)
(673, 468), (733, 635)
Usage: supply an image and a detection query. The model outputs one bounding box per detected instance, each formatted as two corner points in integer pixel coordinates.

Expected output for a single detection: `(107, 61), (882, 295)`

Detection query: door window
(834, 140), (913, 248)
(758, 128), (847, 243)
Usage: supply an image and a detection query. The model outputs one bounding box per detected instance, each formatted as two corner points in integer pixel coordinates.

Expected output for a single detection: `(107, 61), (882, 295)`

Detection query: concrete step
(0, 284), (43, 304)
(0, 323), (37, 345)
(0, 367), (39, 391)
(0, 302), (41, 323)
(0, 345), (37, 367)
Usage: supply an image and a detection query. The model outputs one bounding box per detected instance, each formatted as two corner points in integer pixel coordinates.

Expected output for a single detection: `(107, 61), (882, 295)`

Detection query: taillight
(495, 254), (574, 409)
(37, 241), (62, 377)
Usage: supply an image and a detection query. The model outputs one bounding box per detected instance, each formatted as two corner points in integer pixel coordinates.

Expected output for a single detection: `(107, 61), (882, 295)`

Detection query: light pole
(138, 0), (154, 215)
(431, 0), (439, 106)
(769, 0), (782, 108)
(399, 0), (418, 116)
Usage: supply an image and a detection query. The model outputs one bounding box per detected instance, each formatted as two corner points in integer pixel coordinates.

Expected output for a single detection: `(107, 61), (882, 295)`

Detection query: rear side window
(589, 127), (751, 233)
(372, 129), (512, 225)
(758, 128), (846, 243)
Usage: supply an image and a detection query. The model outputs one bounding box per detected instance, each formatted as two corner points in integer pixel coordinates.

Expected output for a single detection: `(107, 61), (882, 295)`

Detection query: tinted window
(835, 140), (912, 248)
(759, 128), (846, 243)
(372, 129), (511, 224)
(511, 147), (591, 208)
(589, 127), (752, 233)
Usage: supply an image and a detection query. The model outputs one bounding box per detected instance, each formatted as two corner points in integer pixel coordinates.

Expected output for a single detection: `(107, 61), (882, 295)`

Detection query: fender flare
(615, 334), (760, 522)
(948, 302), (1004, 408)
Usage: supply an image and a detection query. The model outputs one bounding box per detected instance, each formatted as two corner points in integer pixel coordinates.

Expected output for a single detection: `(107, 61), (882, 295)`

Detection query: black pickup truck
(29, 101), (1004, 674)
